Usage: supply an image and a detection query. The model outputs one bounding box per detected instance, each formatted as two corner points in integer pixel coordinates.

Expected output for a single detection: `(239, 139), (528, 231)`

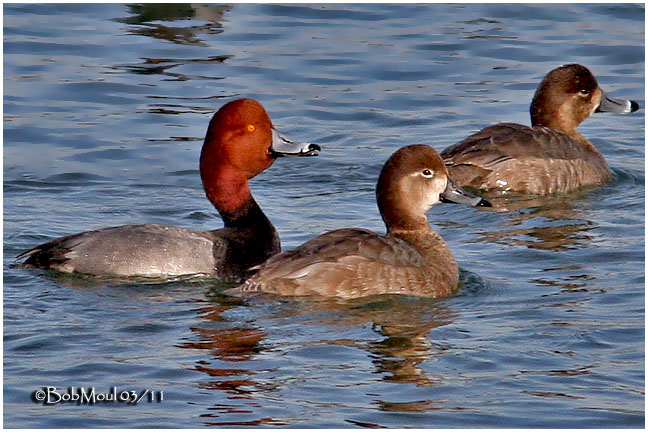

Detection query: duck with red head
(441, 64), (640, 195)
(17, 98), (320, 281)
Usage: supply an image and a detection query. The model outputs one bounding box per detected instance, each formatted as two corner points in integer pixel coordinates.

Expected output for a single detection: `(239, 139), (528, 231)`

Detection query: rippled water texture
(4, 3), (645, 428)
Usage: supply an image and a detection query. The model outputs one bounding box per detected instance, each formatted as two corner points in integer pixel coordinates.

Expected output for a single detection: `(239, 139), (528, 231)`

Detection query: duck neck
(378, 190), (454, 272)
(204, 169), (249, 220)
(381, 201), (452, 262)
(219, 195), (274, 232)
(531, 96), (597, 151)
(377, 183), (430, 232)
(388, 225), (457, 288)
(202, 168), (277, 235)
(388, 225), (451, 257)
(568, 131), (601, 155)
(382, 210), (429, 232)
(532, 112), (599, 153)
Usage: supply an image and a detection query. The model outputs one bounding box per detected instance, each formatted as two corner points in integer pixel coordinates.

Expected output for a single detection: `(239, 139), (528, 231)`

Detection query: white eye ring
(421, 169), (434, 178)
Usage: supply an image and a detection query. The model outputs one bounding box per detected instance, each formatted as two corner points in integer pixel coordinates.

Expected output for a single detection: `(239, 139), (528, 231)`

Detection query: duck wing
(230, 228), (453, 299)
(16, 224), (228, 278)
(440, 123), (607, 193)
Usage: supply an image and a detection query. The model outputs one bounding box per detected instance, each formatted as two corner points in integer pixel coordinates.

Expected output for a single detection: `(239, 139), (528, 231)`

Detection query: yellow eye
(246, 124), (256, 132)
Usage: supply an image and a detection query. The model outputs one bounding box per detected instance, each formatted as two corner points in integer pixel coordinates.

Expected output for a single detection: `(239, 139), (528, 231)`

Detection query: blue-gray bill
(441, 177), (492, 207)
(270, 128), (321, 157)
(596, 90), (639, 114)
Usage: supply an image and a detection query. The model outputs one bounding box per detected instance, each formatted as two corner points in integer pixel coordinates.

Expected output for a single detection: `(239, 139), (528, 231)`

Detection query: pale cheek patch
(403, 173), (445, 213)
(427, 177), (446, 207)
(590, 88), (602, 115)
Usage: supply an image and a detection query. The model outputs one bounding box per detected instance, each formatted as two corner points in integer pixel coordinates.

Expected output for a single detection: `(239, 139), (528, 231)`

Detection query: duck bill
(441, 177), (491, 207)
(596, 90), (639, 114)
(270, 128), (320, 157)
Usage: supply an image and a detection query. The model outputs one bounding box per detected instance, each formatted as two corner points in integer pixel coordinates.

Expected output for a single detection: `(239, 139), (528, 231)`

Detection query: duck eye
(246, 124), (256, 132)
(421, 169), (434, 178)
(579, 89), (590, 96)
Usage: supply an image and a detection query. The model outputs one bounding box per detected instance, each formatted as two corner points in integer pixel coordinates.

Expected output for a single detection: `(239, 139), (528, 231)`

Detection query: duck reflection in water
(181, 291), (462, 425)
(178, 294), (288, 426)
(467, 190), (597, 250)
(464, 187), (603, 251)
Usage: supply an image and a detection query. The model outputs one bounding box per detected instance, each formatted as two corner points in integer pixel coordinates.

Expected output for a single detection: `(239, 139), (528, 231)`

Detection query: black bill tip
(270, 142), (321, 158)
(441, 177), (491, 207)
(477, 197), (492, 207)
(305, 143), (321, 155)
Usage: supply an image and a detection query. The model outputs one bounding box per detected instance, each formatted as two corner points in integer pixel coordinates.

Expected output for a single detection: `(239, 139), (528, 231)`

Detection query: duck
(16, 98), (320, 281)
(441, 64), (639, 195)
(227, 144), (490, 299)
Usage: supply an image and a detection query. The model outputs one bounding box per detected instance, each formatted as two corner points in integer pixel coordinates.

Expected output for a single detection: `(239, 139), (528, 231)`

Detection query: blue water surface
(3, 3), (645, 428)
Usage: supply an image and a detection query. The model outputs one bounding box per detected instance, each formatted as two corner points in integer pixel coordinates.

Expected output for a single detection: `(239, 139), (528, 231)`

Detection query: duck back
(237, 227), (458, 299)
(441, 123), (613, 195)
(17, 223), (279, 281)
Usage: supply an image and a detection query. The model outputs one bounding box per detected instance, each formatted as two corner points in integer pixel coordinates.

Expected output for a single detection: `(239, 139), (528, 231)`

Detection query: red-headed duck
(441, 64), (639, 195)
(17, 98), (320, 281)
(227, 144), (490, 299)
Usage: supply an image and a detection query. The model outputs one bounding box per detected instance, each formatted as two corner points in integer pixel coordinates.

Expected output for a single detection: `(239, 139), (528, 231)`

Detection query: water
(3, 3), (644, 428)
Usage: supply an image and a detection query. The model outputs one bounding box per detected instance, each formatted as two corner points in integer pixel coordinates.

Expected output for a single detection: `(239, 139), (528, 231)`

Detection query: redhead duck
(17, 98), (320, 281)
(227, 144), (490, 299)
(441, 64), (639, 195)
